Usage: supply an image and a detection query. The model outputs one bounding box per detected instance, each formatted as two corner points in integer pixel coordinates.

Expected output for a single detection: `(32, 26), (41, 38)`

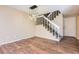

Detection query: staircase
(36, 10), (63, 41)
(44, 10), (61, 20)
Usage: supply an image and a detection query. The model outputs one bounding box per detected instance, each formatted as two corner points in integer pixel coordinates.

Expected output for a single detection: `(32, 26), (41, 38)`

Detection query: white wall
(0, 6), (70, 45)
(64, 16), (76, 37)
(0, 6), (35, 45)
(35, 25), (60, 41)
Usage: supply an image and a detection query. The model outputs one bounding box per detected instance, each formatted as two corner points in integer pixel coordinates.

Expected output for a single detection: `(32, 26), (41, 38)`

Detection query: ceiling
(7, 5), (79, 16)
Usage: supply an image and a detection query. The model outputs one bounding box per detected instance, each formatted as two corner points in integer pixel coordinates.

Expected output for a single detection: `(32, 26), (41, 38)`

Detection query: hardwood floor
(0, 36), (78, 54)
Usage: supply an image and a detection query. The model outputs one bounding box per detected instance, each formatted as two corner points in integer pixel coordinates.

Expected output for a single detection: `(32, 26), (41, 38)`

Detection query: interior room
(0, 5), (78, 54)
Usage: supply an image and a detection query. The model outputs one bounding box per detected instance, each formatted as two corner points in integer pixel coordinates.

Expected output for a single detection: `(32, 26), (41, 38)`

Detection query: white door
(64, 16), (76, 37)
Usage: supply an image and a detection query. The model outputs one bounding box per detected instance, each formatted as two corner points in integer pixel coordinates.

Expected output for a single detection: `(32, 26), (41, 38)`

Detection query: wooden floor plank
(0, 36), (78, 54)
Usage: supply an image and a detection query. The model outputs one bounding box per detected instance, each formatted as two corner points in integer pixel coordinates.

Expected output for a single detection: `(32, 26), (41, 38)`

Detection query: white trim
(47, 12), (52, 17)
(0, 36), (34, 46)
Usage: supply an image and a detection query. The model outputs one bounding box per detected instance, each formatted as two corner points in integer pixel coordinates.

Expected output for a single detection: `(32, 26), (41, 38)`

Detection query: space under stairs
(36, 10), (63, 41)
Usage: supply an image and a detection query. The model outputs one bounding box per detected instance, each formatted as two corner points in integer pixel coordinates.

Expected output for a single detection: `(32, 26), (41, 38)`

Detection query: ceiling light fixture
(29, 5), (38, 10)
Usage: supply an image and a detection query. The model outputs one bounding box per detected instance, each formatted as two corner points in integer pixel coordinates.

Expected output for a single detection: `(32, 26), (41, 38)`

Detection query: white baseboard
(0, 36), (34, 46)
